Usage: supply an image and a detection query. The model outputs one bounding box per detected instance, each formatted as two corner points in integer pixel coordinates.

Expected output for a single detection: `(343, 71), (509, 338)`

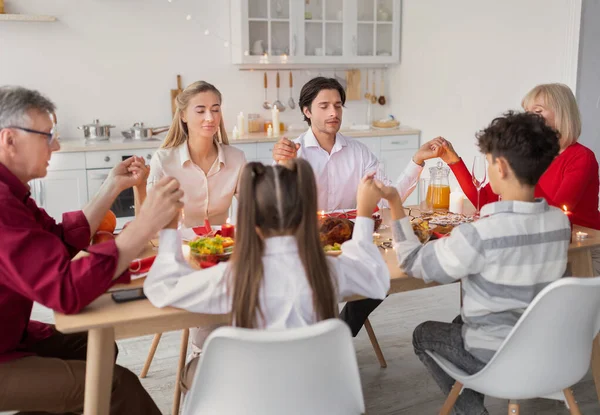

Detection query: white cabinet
(231, 0), (401, 67)
(31, 169), (88, 222)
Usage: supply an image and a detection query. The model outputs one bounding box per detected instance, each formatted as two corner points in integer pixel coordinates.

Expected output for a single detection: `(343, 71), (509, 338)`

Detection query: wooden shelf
(0, 14), (57, 22)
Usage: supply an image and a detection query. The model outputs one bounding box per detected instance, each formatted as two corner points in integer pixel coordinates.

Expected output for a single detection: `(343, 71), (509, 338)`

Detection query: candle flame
(226, 217), (231, 225)
(319, 210), (325, 217)
(563, 205), (568, 213)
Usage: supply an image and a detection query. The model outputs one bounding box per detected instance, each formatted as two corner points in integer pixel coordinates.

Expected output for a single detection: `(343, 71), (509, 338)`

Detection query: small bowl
(189, 250), (232, 268)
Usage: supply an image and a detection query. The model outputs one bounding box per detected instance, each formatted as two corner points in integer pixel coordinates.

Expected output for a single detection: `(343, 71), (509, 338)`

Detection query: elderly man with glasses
(0, 86), (185, 414)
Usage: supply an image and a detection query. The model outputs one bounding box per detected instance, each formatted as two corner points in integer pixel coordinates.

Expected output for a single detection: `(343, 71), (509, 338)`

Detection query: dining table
(54, 209), (600, 415)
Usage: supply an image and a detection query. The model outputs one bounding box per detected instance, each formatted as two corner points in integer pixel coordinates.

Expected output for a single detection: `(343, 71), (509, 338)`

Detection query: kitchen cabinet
(231, 0), (401, 68)
(31, 169), (88, 222)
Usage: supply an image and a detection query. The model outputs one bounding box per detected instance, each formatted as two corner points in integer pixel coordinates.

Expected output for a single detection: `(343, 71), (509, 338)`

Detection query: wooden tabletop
(55, 210), (600, 337)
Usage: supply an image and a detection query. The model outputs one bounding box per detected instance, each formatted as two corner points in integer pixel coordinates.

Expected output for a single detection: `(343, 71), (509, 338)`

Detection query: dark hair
(298, 77), (346, 126)
(228, 159), (337, 328)
(476, 111), (560, 186)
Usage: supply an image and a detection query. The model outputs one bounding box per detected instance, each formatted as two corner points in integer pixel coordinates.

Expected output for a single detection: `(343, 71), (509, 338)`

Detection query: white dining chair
(182, 319), (365, 415)
(427, 276), (600, 415)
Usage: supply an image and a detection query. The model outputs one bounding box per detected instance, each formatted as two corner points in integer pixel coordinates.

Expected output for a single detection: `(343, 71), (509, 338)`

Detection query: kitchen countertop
(57, 126), (420, 153)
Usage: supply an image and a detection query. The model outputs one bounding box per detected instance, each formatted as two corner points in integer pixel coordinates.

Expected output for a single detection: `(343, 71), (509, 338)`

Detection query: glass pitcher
(427, 161), (451, 210)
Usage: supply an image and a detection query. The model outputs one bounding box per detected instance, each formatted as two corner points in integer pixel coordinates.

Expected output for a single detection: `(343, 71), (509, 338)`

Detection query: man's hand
(136, 177), (185, 235)
(272, 137), (300, 162)
(107, 156), (145, 192)
(357, 174), (382, 217)
(413, 137), (446, 166)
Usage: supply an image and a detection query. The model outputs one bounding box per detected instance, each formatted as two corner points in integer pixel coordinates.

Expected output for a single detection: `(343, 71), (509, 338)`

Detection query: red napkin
(193, 219), (212, 236)
(128, 255), (156, 275)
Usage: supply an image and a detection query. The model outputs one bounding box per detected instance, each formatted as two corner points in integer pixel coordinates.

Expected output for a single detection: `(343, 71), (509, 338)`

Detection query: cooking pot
(122, 122), (170, 140)
(78, 119), (115, 140)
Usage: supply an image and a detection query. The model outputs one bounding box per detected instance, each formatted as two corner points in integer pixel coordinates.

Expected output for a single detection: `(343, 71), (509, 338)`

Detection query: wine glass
(471, 156), (487, 216)
(374, 162), (391, 229)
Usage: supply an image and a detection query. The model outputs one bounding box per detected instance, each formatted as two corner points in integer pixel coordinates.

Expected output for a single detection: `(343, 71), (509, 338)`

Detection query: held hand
(272, 137), (300, 162)
(374, 180), (401, 203)
(137, 177), (184, 235)
(107, 157), (141, 192)
(413, 137), (446, 165)
(440, 139), (460, 165)
(128, 156), (150, 188)
(357, 174), (383, 216)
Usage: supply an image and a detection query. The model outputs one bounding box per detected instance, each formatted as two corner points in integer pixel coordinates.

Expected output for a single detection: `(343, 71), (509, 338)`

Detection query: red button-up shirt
(0, 162), (130, 364)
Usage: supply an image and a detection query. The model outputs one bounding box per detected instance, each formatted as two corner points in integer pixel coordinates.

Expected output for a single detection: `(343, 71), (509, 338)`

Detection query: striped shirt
(392, 199), (571, 362)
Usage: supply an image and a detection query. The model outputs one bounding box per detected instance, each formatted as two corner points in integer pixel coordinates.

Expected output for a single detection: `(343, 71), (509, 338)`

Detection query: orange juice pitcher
(427, 161), (451, 210)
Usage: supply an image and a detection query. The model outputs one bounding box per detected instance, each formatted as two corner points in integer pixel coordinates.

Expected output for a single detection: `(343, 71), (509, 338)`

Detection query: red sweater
(450, 142), (600, 230)
(0, 163), (131, 364)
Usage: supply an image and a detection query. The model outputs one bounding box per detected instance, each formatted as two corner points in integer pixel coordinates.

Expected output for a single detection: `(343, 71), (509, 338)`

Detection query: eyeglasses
(3, 125), (59, 145)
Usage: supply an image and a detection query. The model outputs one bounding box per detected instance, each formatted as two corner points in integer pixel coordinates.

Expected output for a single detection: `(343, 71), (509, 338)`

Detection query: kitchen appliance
(78, 119), (115, 140)
(122, 122), (170, 140)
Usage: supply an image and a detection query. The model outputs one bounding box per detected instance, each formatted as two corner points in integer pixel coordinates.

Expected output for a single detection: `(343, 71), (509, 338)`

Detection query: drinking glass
(471, 155), (487, 216)
(419, 178), (433, 213)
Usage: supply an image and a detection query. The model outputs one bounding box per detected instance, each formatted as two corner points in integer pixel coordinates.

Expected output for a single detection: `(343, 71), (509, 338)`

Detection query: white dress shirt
(293, 128), (423, 211)
(144, 217), (390, 329)
(147, 140), (246, 227)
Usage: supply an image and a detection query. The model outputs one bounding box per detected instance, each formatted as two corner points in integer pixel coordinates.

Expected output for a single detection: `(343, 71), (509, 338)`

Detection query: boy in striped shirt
(377, 111), (570, 415)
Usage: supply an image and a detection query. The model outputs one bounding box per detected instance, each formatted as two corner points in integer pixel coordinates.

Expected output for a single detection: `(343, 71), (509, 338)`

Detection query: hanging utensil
(364, 70), (371, 100)
(288, 72), (296, 109)
(170, 75), (183, 117)
(370, 70), (377, 104)
(273, 71), (286, 111)
(378, 70), (386, 105)
(262, 72), (271, 110)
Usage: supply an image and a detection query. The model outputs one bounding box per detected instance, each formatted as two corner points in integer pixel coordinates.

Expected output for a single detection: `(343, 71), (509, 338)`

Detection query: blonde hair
(521, 83), (581, 148)
(161, 81), (229, 149)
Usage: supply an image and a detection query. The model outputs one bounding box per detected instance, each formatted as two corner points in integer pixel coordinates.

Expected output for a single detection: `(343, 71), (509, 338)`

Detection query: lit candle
(319, 210), (325, 220)
(575, 231), (589, 240)
(563, 205), (574, 234)
(221, 217), (235, 239)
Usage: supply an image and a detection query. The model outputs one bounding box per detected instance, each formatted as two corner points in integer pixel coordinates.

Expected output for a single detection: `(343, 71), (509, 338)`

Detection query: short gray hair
(0, 86), (56, 129)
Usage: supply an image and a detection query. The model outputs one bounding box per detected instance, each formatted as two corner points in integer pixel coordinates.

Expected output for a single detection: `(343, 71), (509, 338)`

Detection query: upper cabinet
(231, 0), (401, 68)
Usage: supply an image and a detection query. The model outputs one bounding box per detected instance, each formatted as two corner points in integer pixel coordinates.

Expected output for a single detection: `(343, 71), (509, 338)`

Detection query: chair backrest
(182, 319), (365, 415)
(465, 276), (600, 399)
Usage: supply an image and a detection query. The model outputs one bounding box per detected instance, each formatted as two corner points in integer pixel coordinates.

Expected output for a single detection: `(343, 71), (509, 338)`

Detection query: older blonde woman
(136, 81), (246, 227)
(441, 83), (600, 273)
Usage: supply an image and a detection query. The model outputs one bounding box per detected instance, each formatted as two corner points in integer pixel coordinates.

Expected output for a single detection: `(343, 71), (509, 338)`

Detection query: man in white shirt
(272, 77), (444, 337)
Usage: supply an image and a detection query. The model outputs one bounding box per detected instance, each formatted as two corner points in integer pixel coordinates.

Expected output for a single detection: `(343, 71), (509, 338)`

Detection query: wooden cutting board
(345, 69), (361, 101)
(170, 75), (183, 117)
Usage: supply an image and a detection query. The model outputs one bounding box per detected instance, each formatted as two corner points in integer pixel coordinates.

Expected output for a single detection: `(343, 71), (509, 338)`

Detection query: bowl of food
(411, 218), (436, 244)
(188, 235), (234, 267)
(323, 242), (343, 256)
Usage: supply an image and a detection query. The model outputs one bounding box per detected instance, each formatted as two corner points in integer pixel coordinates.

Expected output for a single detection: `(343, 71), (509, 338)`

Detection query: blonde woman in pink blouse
(137, 81), (246, 227)
(136, 81), (246, 356)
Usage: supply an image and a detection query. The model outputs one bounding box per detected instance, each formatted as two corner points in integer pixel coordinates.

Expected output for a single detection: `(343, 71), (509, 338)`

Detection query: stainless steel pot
(123, 122), (170, 140)
(78, 119), (115, 140)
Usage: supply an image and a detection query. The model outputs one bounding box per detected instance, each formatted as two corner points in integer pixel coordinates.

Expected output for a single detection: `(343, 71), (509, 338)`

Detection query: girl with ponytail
(144, 159), (390, 391)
